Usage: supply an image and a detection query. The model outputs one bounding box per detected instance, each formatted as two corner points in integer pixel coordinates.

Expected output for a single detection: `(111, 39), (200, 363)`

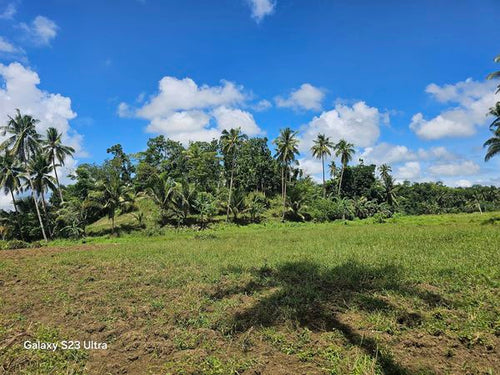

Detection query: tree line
(1, 111), (499, 243)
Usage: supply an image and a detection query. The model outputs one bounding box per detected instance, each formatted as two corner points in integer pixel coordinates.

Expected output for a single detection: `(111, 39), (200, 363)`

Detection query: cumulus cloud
(19, 15), (58, 46)
(360, 143), (457, 166)
(428, 160), (480, 177)
(275, 83), (324, 111)
(121, 76), (263, 144)
(212, 106), (263, 135)
(300, 101), (383, 152)
(361, 143), (416, 165)
(396, 162), (421, 180)
(410, 78), (499, 139)
(297, 158), (324, 183)
(0, 2), (16, 20)
(136, 77), (245, 118)
(0, 62), (84, 209)
(417, 146), (456, 161)
(246, 0), (276, 23)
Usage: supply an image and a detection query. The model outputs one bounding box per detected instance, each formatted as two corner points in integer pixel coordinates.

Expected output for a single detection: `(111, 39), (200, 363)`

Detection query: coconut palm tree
(486, 54), (500, 93)
(488, 102), (500, 130)
(484, 55), (500, 161)
(220, 128), (246, 221)
(378, 164), (392, 182)
(378, 164), (397, 206)
(0, 152), (25, 238)
(0, 110), (47, 241)
(329, 161), (337, 179)
(273, 128), (299, 221)
(334, 139), (355, 196)
(27, 153), (57, 222)
(91, 171), (134, 234)
(145, 172), (177, 225)
(484, 127), (500, 161)
(0, 152), (24, 215)
(43, 127), (75, 203)
(311, 133), (334, 197)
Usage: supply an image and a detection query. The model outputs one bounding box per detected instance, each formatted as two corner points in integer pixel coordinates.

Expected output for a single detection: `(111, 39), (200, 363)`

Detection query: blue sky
(1, 0), (500, 196)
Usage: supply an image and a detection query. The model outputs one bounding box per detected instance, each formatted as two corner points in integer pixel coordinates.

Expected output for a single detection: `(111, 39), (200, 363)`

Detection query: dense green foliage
(1, 112), (500, 241)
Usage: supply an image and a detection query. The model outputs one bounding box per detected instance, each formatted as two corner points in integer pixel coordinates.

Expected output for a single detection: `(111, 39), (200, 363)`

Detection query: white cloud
(123, 75), (263, 144)
(117, 102), (133, 118)
(136, 76), (245, 119)
(136, 92), (146, 103)
(247, 0), (276, 23)
(253, 99), (272, 111)
(145, 110), (217, 143)
(410, 78), (499, 139)
(361, 143), (457, 167)
(275, 83), (324, 111)
(361, 143), (416, 165)
(396, 162), (421, 180)
(417, 146), (456, 161)
(0, 3), (16, 20)
(455, 179), (472, 188)
(212, 106), (263, 136)
(300, 101), (383, 152)
(0, 62), (83, 210)
(19, 16), (58, 46)
(0, 36), (22, 54)
(428, 160), (480, 177)
(298, 158), (323, 177)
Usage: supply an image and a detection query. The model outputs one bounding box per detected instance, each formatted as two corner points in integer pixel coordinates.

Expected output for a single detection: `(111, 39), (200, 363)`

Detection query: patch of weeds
(366, 311), (397, 334)
(262, 329), (297, 355)
(173, 330), (201, 350)
(297, 348), (317, 362)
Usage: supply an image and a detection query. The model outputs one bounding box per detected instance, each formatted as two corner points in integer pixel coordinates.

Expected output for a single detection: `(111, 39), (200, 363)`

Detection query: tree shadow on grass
(214, 260), (449, 375)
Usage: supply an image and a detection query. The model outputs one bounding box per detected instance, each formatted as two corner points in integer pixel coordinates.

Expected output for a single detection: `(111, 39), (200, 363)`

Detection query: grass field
(0, 212), (499, 374)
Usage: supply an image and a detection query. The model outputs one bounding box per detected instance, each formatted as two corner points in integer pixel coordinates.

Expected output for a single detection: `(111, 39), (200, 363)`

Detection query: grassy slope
(0, 212), (499, 374)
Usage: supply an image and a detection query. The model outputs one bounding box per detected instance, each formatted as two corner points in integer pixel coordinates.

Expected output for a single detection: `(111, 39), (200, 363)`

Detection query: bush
(309, 198), (340, 222)
(372, 213), (387, 224)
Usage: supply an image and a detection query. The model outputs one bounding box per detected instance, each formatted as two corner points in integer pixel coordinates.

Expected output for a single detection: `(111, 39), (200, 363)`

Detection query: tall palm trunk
(52, 152), (64, 203)
(226, 156), (235, 222)
(40, 190), (52, 238)
(337, 165), (345, 196)
(23, 148), (47, 241)
(321, 154), (325, 198)
(24, 157), (47, 242)
(29, 179), (47, 241)
(10, 189), (24, 240)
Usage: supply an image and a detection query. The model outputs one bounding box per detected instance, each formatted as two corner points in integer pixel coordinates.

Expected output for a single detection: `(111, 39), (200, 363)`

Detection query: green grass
(0, 212), (499, 374)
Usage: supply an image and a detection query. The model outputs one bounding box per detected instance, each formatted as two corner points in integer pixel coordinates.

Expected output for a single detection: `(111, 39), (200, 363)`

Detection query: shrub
(309, 198), (340, 222)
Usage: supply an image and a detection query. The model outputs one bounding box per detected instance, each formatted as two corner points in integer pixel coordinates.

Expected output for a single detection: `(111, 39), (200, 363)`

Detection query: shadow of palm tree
(213, 260), (448, 375)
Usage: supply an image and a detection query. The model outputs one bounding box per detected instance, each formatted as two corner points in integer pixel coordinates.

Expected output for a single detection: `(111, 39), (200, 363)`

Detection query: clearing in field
(0, 213), (499, 374)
